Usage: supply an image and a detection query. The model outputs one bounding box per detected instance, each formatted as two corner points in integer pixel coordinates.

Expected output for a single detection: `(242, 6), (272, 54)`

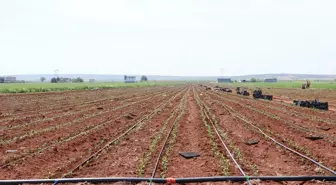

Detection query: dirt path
(165, 92), (223, 178)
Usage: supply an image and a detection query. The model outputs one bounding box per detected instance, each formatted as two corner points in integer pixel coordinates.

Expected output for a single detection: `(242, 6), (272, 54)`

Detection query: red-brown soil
(0, 85), (335, 185)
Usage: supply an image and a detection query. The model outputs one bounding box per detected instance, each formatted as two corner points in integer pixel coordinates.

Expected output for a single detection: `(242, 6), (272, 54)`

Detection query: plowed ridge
(1, 84), (335, 185)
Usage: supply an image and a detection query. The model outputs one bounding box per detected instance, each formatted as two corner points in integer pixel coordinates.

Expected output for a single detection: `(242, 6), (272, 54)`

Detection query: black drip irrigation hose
(201, 89), (336, 176)
(149, 91), (188, 185)
(197, 95), (252, 185)
(62, 90), (185, 177)
(1, 176), (336, 185)
(150, 113), (179, 180)
(215, 97), (336, 175)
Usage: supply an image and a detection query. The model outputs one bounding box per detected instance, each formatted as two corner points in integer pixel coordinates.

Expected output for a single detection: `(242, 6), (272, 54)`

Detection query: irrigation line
(1, 176), (336, 184)
(195, 92), (252, 185)
(209, 91), (336, 142)
(149, 91), (188, 184)
(1, 87), (186, 170)
(0, 87), (180, 130)
(209, 93), (336, 175)
(2, 104), (149, 169)
(0, 91), (131, 122)
(0, 85), (170, 118)
(1, 87), (183, 145)
(62, 88), (186, 178)
(221, 88), (336, 124)
(1, 89), (181, 169)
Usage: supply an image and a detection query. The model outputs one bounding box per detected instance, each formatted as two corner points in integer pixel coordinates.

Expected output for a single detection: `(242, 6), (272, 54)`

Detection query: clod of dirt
(129, 113), (136, 117)
(15, 108), (22, 112)
(246, 139), (260, 145)
(305, 136), (323, 141)
(6, 150), (18, 153)
(246, 179), (261, 185)
(124, 113), (134, 120)
(317, 126), (331, 131)
(97, 107), (104, 110)
(314, 167), (323, 173)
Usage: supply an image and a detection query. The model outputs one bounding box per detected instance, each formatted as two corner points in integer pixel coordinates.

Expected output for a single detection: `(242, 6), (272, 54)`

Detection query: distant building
(124, 75), (136, 83)
(264, 78), (278, 83)
(58, 78), (72, 83)
(217, 78), (232, 83)
(0, 76), (17, 83)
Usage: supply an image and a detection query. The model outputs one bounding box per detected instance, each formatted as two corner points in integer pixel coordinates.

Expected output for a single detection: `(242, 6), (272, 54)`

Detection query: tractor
(253, 88), (273, 100)
(301, 80), (311, 89)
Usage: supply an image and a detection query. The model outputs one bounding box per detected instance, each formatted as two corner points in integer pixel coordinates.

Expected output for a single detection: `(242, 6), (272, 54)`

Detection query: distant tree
(89, 79), (95, 82)
(51, 77), (57, 83)
(251, 78), (257, 82)
(141, 75), (148, 82)
(40, 77), (46, 82)
(334, 79), (336, 81)
(234, 80), (238, 83)
(0, 77), (4, 83)
(72, 77), (84, 83)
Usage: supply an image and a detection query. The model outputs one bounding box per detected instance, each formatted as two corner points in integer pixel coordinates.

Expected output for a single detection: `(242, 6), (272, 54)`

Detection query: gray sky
(1, 0), (336, 76)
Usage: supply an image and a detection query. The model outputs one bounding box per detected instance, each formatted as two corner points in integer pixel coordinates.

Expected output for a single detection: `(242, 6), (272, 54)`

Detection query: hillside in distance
(8, 73), (336, 82)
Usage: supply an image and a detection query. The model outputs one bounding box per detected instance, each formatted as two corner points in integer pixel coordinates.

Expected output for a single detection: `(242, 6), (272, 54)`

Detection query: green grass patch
(220, 80), (336, 89)
(0, 81), (184, 94)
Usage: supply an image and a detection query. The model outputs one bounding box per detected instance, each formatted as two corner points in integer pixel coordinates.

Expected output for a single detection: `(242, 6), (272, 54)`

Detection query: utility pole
(54, 69), (59, 78)
(220, 68), (225, 77)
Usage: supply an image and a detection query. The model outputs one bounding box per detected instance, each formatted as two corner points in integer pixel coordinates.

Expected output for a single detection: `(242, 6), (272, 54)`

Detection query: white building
(124, 75), (136, 83)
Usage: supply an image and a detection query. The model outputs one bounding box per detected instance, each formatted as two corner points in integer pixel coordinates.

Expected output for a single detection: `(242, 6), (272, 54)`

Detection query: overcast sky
(1, 0), (336, 76)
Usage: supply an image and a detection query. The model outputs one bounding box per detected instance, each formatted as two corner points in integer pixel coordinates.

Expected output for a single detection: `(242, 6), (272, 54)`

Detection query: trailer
(293, 99), (328, 110)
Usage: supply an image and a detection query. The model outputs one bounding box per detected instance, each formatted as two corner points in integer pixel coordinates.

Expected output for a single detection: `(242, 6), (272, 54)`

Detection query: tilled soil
(164, 93), (223, 178)
(1, 85), (335, 185)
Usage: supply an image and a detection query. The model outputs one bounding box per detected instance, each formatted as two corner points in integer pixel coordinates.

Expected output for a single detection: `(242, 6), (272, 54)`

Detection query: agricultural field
(216, 82), (336, 112)
(227, 80), (336, 89)
(0, 84), (335, 184)
(0, 81), (182, 93)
